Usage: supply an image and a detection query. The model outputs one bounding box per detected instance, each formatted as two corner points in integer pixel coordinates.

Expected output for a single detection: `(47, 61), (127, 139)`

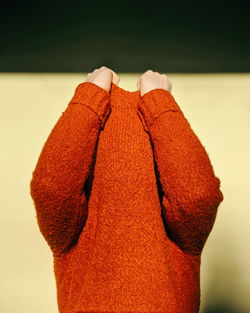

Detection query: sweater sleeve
(29, 82), (111, 257)
(137, 88), (224, 256)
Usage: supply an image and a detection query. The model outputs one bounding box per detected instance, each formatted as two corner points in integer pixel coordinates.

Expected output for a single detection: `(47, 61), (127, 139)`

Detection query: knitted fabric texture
(30, 81), (224, 313)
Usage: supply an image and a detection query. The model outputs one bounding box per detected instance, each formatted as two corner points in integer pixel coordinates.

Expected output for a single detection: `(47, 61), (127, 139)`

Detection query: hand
(86, 66), (120, 93)
(137, 70), (173, 97)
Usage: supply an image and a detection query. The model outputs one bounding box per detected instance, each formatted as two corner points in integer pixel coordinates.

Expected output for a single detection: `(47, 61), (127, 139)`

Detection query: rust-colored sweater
(30, 81), (224, 313)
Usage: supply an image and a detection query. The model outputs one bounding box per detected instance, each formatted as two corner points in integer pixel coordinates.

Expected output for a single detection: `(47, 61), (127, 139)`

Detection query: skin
(86, 66), (120, 93)
(86, 66), (173, 96)
(137, 69), (173, 97)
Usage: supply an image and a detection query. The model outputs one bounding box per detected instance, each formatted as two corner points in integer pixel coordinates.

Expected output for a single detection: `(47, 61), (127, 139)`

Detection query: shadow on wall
(201, 227), (246, 313)
(203, 299), (239, 313)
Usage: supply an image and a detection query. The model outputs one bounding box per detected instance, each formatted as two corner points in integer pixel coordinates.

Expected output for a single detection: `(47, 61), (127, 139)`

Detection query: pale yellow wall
(0, 73), (249, 313)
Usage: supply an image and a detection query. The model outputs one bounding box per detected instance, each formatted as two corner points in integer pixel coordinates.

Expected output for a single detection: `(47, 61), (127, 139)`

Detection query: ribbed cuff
(69, 81), (111, 129)
(138, 88), (183, 130)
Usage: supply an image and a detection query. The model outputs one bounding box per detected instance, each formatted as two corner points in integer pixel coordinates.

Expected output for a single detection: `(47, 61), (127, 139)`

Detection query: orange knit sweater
(30, 81), (224, 313)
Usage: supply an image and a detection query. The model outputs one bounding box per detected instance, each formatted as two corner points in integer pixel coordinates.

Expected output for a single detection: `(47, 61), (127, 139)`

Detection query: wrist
(138, 88), (182, 129)
(70, 82), (111, 129)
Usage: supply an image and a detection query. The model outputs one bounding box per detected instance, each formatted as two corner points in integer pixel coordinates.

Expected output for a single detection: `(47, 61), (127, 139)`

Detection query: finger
(143, 69), (153, 75)
(111, 69), (118, 78)
(137, 77), (141, 90)
(111, 70), (120, 85)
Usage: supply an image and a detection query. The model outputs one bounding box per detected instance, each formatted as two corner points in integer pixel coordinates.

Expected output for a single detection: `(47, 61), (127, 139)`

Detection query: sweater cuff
(69, 81), (111, 129)
(138, 88), (183, 130)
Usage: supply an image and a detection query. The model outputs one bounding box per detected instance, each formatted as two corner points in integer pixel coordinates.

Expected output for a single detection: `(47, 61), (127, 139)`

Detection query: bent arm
(138, 89), (224, 255)
(29, 82), (111, 257)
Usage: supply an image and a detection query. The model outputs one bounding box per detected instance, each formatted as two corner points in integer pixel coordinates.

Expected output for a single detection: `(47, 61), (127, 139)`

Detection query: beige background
(0, 73), (249, 313)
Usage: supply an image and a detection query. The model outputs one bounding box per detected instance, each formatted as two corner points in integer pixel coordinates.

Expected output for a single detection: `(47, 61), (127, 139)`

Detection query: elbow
(208, 176), (224, 209)
(192, 177), (224, 211)
(30, 176), (42, 203)
(30, 178), (47, 205)
(30, 175), (62, 204)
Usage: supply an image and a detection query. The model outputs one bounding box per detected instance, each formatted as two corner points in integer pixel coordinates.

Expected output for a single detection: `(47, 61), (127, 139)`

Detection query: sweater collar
(110, 82), (141, 109)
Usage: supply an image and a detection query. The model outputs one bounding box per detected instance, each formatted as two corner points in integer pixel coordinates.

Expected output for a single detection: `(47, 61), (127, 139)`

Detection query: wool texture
(30, 81), (224, 313)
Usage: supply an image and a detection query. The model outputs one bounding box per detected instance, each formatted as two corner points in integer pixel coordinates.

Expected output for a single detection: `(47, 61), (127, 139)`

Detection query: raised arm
(137, 71), (224, 255)
(29, 72), (113, 257)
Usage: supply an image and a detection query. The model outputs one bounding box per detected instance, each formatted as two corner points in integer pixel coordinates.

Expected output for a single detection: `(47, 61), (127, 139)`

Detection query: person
(30, 66), (224, 313)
